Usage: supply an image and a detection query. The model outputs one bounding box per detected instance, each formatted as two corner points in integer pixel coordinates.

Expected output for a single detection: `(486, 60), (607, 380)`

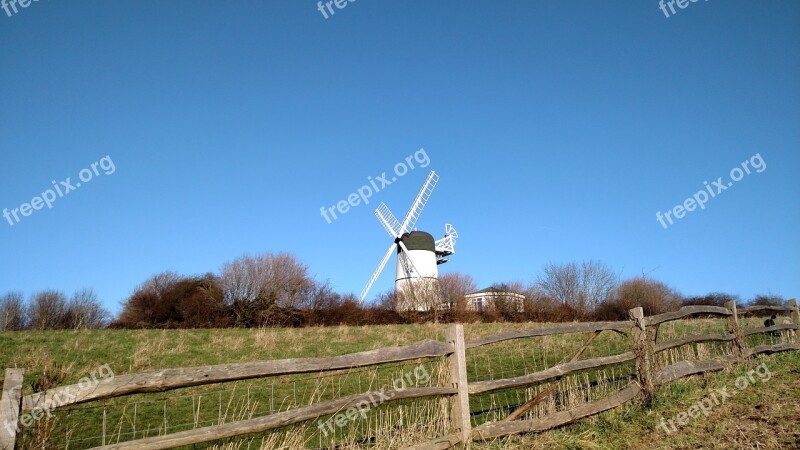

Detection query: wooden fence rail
(738, 304), (796, 314)
(93, 387), (458, 450)
(464, 321), (631, 349)
(22, 339), (452, 412)
(1, 298), (798, 449)
(468, 352), (637, 395)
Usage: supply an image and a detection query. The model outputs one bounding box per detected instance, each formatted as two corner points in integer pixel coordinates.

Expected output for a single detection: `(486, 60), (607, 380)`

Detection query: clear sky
(1, 0), (798, 314)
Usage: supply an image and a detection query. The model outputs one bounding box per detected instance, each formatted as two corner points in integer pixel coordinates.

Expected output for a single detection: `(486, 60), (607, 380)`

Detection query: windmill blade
(359, 243), (397, 303)
(374, 203), (402, 238)
(400, 171), (439, 234)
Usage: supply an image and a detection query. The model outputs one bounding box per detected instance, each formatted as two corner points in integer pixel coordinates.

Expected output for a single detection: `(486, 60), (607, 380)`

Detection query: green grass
(475, 350), (800, 449)
(0, 320), (797, 449)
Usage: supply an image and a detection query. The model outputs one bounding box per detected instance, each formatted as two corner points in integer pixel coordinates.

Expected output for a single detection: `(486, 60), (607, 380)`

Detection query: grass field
(0, 319), (797, 449)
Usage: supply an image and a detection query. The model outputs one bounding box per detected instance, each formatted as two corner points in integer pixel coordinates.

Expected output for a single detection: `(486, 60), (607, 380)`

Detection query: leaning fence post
(445, 324), (471, 447)
(629, 307), (656, 402)
(0, 369), (24, 450)
(724, 301), (745, 360)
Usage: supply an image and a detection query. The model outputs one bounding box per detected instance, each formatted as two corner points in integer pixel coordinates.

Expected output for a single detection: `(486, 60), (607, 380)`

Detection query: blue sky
(1, 0), (798, 314)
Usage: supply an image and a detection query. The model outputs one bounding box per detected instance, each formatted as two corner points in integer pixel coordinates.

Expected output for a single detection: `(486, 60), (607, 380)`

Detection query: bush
(682, 292), (738, 308)
(536, 260), (617, 317)
(748, 294), (785, 307)
(594, 277), (681, 321)
(28, 290), (69, 330)
(0, 292), (27, 330)
(116, 272), (227, 328)
(64, 288), (110, 329)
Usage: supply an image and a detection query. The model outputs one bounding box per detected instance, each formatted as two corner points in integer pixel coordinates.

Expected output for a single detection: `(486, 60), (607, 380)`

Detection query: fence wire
(13, 313), (798, 449)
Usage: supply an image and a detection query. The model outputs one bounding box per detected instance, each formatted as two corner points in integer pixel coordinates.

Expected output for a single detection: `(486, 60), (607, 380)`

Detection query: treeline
(0, 289), (110, 330)
(110, 253), (403, 328)
(102, 255), (797, 328)
(0, 255), (790, 330)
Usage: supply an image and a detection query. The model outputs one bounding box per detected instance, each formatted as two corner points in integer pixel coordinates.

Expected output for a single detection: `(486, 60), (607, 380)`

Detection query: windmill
(359, 171), (459, 310)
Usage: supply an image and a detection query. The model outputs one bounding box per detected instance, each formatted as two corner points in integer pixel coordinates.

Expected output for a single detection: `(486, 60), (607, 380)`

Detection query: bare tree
(439, 272), (478, 311)
(220, 252), (316, 326)
(220, 252), (315, 306)
(269, 253), (316, 309)
(219, 256), (261, 308)
(0, 292), (27, 330)
(536, 260), (617, 316)
(65, 288), (110, 329)
(395, 279), (443, 315)
(537, 262), (580, 306)
(579, 260), (618, 311)
(28, 290), (68, 330)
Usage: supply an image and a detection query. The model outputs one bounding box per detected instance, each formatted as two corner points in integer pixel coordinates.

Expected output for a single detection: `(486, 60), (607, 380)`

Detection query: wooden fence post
(629, 308), (655, 402)
(445, 325), (471, 448)
(0, 369), (24, 450)
(724, 301), (745, 360)
(789, 299), (799, 344)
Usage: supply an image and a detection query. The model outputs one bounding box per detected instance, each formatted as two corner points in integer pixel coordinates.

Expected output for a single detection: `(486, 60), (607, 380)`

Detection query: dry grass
(1, 317), (797, 449)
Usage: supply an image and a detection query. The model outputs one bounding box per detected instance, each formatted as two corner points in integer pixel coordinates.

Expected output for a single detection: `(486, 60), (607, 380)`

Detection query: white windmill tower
(359, 171), (459, 310)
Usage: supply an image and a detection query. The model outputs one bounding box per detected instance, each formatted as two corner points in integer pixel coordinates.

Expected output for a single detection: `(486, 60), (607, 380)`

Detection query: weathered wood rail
(738, 304), (796, 315)
(21, 339), (451, 412)
(467, 352), (637, 395)
(94, 387), (457, 450)
(464, 321), (631, 349)
(1, 299), (797, 449)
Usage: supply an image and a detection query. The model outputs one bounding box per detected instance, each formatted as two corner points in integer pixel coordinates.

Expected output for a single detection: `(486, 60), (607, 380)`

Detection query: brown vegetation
(0, 289), (109, 331)
(2, 255), (790, 330)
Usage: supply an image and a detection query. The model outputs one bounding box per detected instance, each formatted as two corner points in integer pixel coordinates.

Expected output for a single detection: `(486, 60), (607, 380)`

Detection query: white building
(464, 288), (525, 313)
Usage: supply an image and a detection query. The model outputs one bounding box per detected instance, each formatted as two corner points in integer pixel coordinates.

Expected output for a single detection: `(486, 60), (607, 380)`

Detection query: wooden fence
(1, 299), (798, 450)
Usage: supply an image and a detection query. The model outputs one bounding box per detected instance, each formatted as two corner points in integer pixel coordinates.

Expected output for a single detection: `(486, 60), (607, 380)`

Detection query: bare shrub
(28, 290), (68, 330)
(394, 280), (443, 315)
(304, 281), (341, 326)
(595, 277), (681, 320)
(439, 272), (479, 323)
(439, 272), (477, 308)
(748, 294), (785, 307)
(537, 260), (617, 317)
(0, 291), (27, 330)
(220, 252), (316, 326)
(682, 292), (738, 308)
(521, 286), (574, 322)
(64, 288), (110, 329)
(745, 294), (787, 319)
